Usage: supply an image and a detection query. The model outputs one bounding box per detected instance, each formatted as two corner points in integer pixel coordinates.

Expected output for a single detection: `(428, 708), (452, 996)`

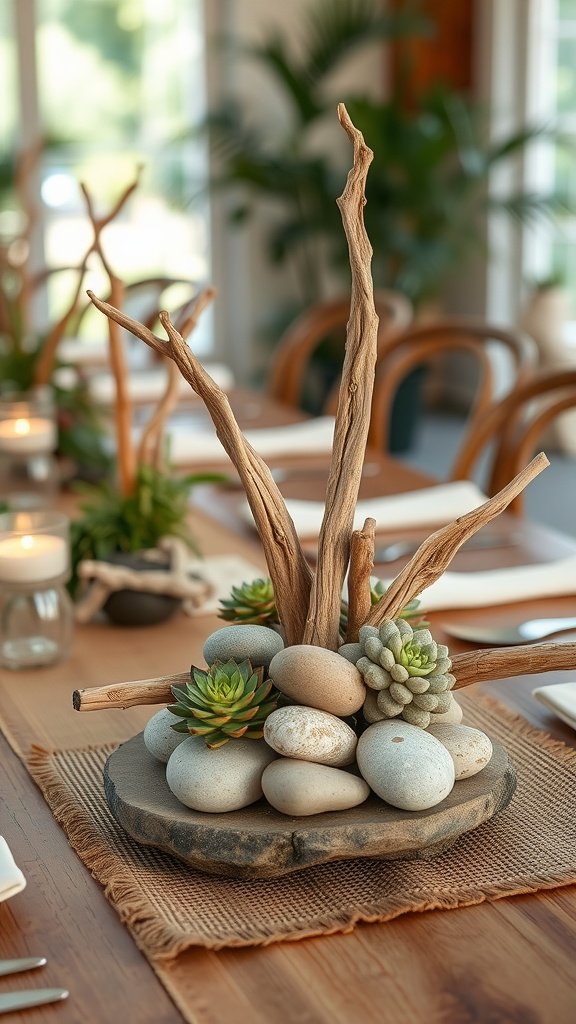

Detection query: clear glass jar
(0, 388), (58, 509)
(0, 510), (73, 669)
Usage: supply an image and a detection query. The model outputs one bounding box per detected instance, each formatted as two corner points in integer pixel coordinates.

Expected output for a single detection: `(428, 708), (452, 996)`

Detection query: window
(4, 0), (212, 353)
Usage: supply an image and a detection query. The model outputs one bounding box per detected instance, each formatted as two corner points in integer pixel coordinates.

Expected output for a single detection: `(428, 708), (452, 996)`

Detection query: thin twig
(303, 103), (379, 650)
(366, 453), (550, 628)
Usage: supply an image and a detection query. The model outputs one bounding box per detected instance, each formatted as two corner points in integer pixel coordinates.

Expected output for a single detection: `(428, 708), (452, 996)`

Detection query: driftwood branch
(71, 639), (576, 712)
(34, 171), (140, 387)
(303, 103), (379, 651)
(345, 517), (376, 644)
(452, 641), (576, 688)
(87, 290), (314, 647)
(366, 453), (550, 628)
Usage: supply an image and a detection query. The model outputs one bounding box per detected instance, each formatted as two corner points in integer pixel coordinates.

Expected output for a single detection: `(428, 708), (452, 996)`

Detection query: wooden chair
(452, 367), (576, 514)
(267, 289), (412, 409)
(366, 319), (538, 457)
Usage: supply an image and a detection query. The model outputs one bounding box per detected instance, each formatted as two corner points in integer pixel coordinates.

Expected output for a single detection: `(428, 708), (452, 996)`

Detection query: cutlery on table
(441, 616), (576, 646)
(0, 958), (46, 978)
(375, 531), (520, 564)
(0, 989), (69, 1014)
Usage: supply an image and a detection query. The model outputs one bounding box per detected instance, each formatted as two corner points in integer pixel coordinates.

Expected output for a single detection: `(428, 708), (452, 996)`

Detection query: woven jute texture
(26, 694), (576, 961)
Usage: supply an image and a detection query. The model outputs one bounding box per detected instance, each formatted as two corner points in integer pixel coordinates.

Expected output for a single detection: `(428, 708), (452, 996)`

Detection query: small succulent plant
(218, 578), (279, 627)
(340, 579), (425, 637)
(168, 658), (279, 748)
(356, 619), (455, 728)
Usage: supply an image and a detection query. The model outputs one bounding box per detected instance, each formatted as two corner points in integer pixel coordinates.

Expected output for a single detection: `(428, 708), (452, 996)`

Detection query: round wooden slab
(104, 733), (515, 878)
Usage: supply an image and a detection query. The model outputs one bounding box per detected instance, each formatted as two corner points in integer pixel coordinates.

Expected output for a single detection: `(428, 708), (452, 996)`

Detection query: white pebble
(143, 708), (188, 763)
(264, 706), (357, 767)
(357, 720), (455, 810)
(262, 759), (370, 816)
(166, 737), (276, 812)
(427, 723), (493, 780)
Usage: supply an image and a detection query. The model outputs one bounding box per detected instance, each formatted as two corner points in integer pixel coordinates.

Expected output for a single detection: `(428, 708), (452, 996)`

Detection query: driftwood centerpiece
(72, 105), (575, 875)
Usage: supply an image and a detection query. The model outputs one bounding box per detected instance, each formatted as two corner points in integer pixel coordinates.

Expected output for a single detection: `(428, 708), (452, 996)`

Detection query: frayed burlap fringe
(25, 693), (576, 960)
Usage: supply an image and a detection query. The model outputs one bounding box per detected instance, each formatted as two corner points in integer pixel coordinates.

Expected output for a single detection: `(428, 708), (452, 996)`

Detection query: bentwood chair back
(452, 366), (576, 514)
(267, 289), (412, 410)
(366, 318), (538, 457)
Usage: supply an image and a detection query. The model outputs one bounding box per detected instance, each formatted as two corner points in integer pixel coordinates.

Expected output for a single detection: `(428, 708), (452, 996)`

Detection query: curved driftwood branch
(303, 104), (379, 651)
(367, 453), (550, 628)
(452, 641), (576, 689)
(87, 291), (313, 647)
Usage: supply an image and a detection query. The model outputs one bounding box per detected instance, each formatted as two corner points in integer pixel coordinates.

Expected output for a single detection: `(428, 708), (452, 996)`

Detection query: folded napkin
(0, 836), (26, 903)
(169, 416), (336, 466)
(269, 480), (488, 538)
(88, 364), (235, 404)
(185, 555), (266, 615)
(532, 682), (576, 730)
(388, 554), (576, 612)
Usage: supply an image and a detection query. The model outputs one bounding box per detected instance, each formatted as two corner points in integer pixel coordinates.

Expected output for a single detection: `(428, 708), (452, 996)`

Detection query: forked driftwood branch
(87, 291), (313, 647)
(303, 104), (379, 651)
(34, 172), (141, 387)
(72, 639), (576, 711)
(366, 453), (550, 628)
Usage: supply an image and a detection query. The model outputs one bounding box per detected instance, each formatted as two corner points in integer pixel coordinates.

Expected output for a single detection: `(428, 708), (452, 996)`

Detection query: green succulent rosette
(356, 619), (455, 729)
(168, 658), (279, 749)
(218, 578), (279, 627)
(339, 579), (426, 637)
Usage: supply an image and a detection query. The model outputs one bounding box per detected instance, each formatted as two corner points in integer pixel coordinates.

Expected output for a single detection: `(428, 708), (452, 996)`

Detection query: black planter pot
(102, 551), (181, 627)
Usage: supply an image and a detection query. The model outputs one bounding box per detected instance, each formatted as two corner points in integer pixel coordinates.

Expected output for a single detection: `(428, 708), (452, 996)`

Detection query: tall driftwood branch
(71, 639), (576, 712)
(87, 291), (314, 647)
(345, 517), (376, 644)
(366, 453), (550, 628)
(106, 275), (135, 495)
(34, 172), (140, 387)
(303, 103), (379, 651)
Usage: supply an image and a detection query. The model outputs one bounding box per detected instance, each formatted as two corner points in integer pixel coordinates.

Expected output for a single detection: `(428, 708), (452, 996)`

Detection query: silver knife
(0, 988), (68, 1014)
(0, 957), (46, 977)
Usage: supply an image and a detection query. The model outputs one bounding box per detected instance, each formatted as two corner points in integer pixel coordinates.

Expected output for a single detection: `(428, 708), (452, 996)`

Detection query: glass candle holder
(0, 388), (58, 509)
(0, 510), (73, 669)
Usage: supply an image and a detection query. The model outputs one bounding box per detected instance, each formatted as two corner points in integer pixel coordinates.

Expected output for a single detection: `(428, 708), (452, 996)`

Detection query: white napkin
(169, 416), (336, 466)
(532, 683), (576, 730)
(0, 836), (26, 903)
(185, 555), (265, 614)
(389, 554), (576, 612)
(88, 364), (235, 404)
(267, 480), (488, 538)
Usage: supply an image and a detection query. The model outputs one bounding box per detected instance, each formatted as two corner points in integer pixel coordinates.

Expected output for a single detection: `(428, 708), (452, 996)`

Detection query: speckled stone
(268, 645), (366, 716)
(357, 719), (455, 810)
(143, 708), (188, 763)
(261, 759), (370, 816)
(427, 723), (493, 780)
(264, 706), (357, 767)
(202, 624), (284, 669)
(166, 737), (276, 812)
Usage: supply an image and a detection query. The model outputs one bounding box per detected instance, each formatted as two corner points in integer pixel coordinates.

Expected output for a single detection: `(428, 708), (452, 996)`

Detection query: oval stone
(261, 759), (370, 816)
(264, 706), (357, 766)
(143, 707), (188, 763)
(357, 720), (455, 810)
(427, 723), (493, 780)
(427, 695), (463, 726)
(268, 645), (366, 716)
(203, 624), (284, 670)
(166, 737), (276, 812)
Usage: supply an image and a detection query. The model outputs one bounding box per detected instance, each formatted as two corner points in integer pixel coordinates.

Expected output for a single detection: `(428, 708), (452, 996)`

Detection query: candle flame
(14, 418), (31, 436)
(20, 535), (34, 550)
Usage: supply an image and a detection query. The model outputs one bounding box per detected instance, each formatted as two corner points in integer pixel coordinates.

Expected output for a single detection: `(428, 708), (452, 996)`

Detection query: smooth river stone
(268, 645), (366, 716)
(202, 624), (284, 669)
(357, 720), (455, 811)
(166, 737), (276, 812)
(263, 706), (357, 767)
(143, 707), (188, 763)
(427, 695), (463, 726)
(261, 759), (370, 816)
(427, 723), (493, 780)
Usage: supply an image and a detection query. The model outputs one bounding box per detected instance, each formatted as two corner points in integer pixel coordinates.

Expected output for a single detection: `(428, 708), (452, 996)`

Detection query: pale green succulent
(218, 577), (278, 627)
(356, 619), (455, 728)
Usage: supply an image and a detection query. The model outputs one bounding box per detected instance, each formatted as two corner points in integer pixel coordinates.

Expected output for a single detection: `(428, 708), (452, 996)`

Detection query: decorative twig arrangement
(75, 103), (574, 714)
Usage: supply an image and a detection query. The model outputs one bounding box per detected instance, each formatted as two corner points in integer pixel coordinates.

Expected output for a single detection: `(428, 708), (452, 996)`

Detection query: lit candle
(0, 532), (68, 582)
(0, 417), (57, 453)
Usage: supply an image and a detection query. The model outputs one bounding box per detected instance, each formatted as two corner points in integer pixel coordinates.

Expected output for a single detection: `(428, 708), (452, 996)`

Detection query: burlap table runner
(26, 694), (576, 961)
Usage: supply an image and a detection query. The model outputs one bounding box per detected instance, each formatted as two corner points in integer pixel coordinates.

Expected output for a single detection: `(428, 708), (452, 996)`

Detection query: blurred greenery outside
(0, 0), (211, 353)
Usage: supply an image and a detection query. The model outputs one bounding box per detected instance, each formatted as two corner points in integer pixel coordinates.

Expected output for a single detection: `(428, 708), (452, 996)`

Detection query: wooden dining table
(1, 390), (576, 1023)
